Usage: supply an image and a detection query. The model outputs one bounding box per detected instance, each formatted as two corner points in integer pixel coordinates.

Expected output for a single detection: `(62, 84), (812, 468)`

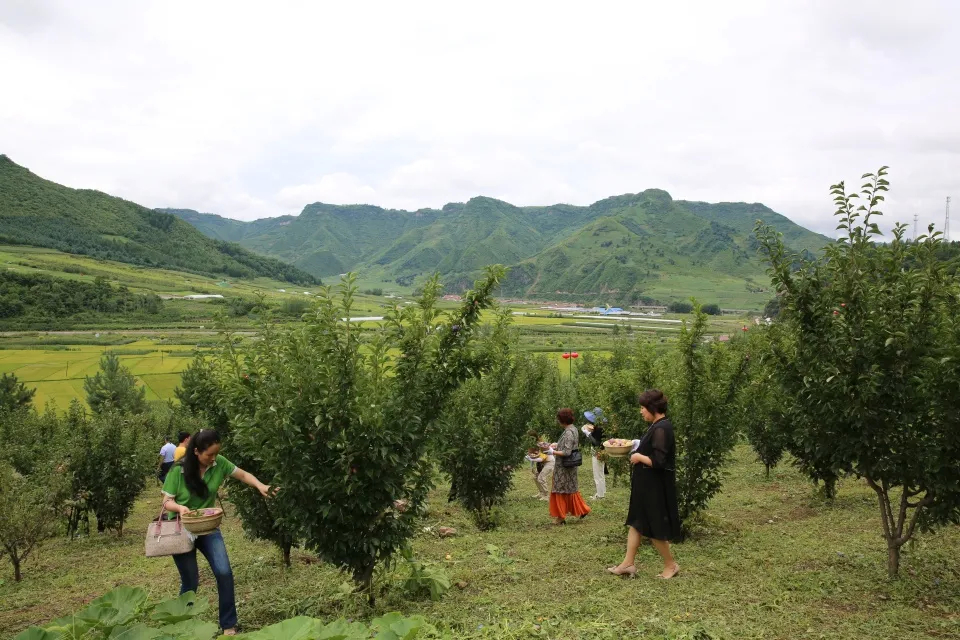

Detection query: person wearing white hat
(582, 408), (607, 500)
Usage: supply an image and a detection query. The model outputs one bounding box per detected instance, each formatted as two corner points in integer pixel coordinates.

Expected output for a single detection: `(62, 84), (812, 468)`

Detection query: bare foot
(657, 563), (680, 579)
(222, 629), (237, 636)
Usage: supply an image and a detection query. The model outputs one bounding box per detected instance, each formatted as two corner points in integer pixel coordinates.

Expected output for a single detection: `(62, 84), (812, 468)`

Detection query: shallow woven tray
(181, 508), (223, 535)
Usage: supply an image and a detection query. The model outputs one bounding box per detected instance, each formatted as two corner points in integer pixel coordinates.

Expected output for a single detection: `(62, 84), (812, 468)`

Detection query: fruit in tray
(184, 508), (221, 518)
(604, 438), (633, 447)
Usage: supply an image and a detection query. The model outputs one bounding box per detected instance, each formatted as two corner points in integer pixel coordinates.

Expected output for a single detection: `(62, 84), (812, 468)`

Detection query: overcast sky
(2, 0), (958, 236)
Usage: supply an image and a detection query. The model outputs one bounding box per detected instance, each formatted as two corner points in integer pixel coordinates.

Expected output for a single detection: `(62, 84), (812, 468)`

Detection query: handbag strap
(154, 502), (182, 536)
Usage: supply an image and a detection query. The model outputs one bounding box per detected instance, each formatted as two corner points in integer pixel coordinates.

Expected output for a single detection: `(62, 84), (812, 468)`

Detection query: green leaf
(108, 624), (164, 640)
(85, 587), (149, 629)
(371, 613), (428, 640)
(236, 616), (328, 640)
(150, 592), (209, 624)
(317, 619), (371, 639)
(14, 628), (62, 640)
(158, 619), (220, 639)
(42, 616), (95, 639)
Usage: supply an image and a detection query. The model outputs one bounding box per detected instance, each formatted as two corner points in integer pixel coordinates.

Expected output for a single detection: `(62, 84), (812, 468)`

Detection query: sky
(1, 0), (958, 237)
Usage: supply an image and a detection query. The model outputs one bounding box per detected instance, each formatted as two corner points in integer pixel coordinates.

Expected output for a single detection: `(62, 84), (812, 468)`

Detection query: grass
(3, 445), (957, 639)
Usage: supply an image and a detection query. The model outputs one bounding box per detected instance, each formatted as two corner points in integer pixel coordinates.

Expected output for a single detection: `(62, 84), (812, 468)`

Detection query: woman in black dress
(608, 389), (681, 579)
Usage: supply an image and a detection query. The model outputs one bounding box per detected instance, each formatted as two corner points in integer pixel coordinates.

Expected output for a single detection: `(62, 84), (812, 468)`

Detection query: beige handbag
(145, 503), (194, 557)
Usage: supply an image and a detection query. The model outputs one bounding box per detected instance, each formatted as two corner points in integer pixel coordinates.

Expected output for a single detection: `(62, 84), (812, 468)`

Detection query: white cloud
(1, 0), (958, 236)
(277, 173), (379, 209)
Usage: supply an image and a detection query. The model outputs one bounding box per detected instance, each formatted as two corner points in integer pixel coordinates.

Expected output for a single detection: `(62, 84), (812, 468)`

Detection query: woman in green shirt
(161, 430), (274, 636)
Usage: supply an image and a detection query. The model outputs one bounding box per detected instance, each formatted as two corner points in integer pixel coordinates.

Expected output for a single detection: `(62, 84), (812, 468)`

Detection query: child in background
(528, 441), (555, 501)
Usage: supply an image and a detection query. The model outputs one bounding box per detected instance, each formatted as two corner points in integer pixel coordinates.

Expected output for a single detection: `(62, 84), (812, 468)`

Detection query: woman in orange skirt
(549, 408), (591, 524)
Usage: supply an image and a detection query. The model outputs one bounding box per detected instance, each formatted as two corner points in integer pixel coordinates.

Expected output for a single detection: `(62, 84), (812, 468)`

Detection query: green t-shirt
(162, 455), (237, 514)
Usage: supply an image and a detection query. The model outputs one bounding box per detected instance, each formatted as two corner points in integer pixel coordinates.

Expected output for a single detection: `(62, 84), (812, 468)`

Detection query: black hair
(181, 430), (222, 499)
(177, 431), (191, 444)
(557, 407), (575, 425)
(638, 389), (668, 415)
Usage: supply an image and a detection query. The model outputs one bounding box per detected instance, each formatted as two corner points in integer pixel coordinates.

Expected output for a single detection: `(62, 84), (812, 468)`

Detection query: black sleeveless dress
(625, 418), (681, 541)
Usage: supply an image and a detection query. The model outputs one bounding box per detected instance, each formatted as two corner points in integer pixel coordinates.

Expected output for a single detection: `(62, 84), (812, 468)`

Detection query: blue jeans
(172, 530), (237, 630)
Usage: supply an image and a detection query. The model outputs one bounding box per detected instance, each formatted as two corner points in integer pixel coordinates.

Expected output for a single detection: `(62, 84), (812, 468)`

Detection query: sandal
(607, 565), (637, 578)
(657, 564), (680, 579)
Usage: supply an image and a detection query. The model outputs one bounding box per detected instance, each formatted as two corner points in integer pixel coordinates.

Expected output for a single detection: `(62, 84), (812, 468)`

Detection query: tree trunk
(282, 542), (291, 568)
(352, 561), (375, 606)
(12, 555), (21, 582)
(765, 464), (771, 479)
(823, 476), (836, 500)
(887, 542), (901, 579)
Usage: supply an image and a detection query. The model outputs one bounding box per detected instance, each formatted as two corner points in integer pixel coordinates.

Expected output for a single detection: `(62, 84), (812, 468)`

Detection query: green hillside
(169, 189), (830, 307)
(0, 156), (318, 285)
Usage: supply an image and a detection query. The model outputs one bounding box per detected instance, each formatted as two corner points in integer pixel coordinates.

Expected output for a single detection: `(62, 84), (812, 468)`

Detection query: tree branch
(896, 495), (934, 547)
(866, 477), (893, 539)
(896, 487), (910, 539)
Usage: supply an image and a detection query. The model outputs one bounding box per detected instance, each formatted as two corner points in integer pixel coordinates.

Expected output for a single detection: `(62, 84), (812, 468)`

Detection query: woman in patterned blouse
(548, 408), (591, 524)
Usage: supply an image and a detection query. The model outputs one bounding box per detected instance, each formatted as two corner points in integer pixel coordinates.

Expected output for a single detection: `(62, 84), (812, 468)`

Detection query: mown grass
(2, 445), (957, 639)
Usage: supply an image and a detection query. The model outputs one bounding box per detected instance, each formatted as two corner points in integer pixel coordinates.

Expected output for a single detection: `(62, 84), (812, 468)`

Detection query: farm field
(0, 307), (753, 407)
(0, 340), (198, 408)
(2, 445), (957, 639)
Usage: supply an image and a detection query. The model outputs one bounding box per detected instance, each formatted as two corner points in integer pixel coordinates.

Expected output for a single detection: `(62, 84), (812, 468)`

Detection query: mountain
(167, 190), (830, 306)
(0, 156), (318, 285)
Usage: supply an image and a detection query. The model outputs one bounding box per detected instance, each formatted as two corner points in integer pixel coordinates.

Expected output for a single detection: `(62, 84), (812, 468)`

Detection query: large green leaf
(316, 619), (371, 640)
(157, 619), (219, 639)
(107, 624), (163, 640)
(88, 587), (149, 626)
(44, 615), (97, 638)
(234, 617), (328, 640)
(71, 586), (151, 632)
(371, 613), (430, 640)
(150, 592), (209, 624)
(14, 628), (62, 640)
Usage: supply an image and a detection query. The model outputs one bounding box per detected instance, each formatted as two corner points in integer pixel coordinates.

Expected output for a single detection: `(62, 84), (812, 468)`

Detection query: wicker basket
(603, 440), (633, 457)
(181, 507), (223, 535)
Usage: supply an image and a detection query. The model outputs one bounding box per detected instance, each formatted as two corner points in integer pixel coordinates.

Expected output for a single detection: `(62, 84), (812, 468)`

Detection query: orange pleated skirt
(549, 492), (591, 520)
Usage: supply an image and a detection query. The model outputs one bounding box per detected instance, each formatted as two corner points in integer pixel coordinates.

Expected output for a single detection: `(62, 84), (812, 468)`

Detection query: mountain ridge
(0, 156), (318, 285)
(163, 191), (829, 307)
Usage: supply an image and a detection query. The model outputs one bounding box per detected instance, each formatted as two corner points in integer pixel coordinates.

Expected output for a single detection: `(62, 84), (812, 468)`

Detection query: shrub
(0, 460), (69, 582)
(83, 353), (147, 414)
(68, 407), (157, 535)
(732, 329), (788, 477)
(438, 309), (559, 528)
(663, 304), (749, 534)
(0, 373), (35, 413)
(758, 167), (960, 577)
(175, 353), (230, 435)
(1, 405), (66, 476)
(214, 268), (505, 600)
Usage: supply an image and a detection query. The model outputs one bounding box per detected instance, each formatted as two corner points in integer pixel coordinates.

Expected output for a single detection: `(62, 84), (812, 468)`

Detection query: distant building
(182, 294), (224, 300)
(441, 294), (462, 301)
(718, 335), (730, 342)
